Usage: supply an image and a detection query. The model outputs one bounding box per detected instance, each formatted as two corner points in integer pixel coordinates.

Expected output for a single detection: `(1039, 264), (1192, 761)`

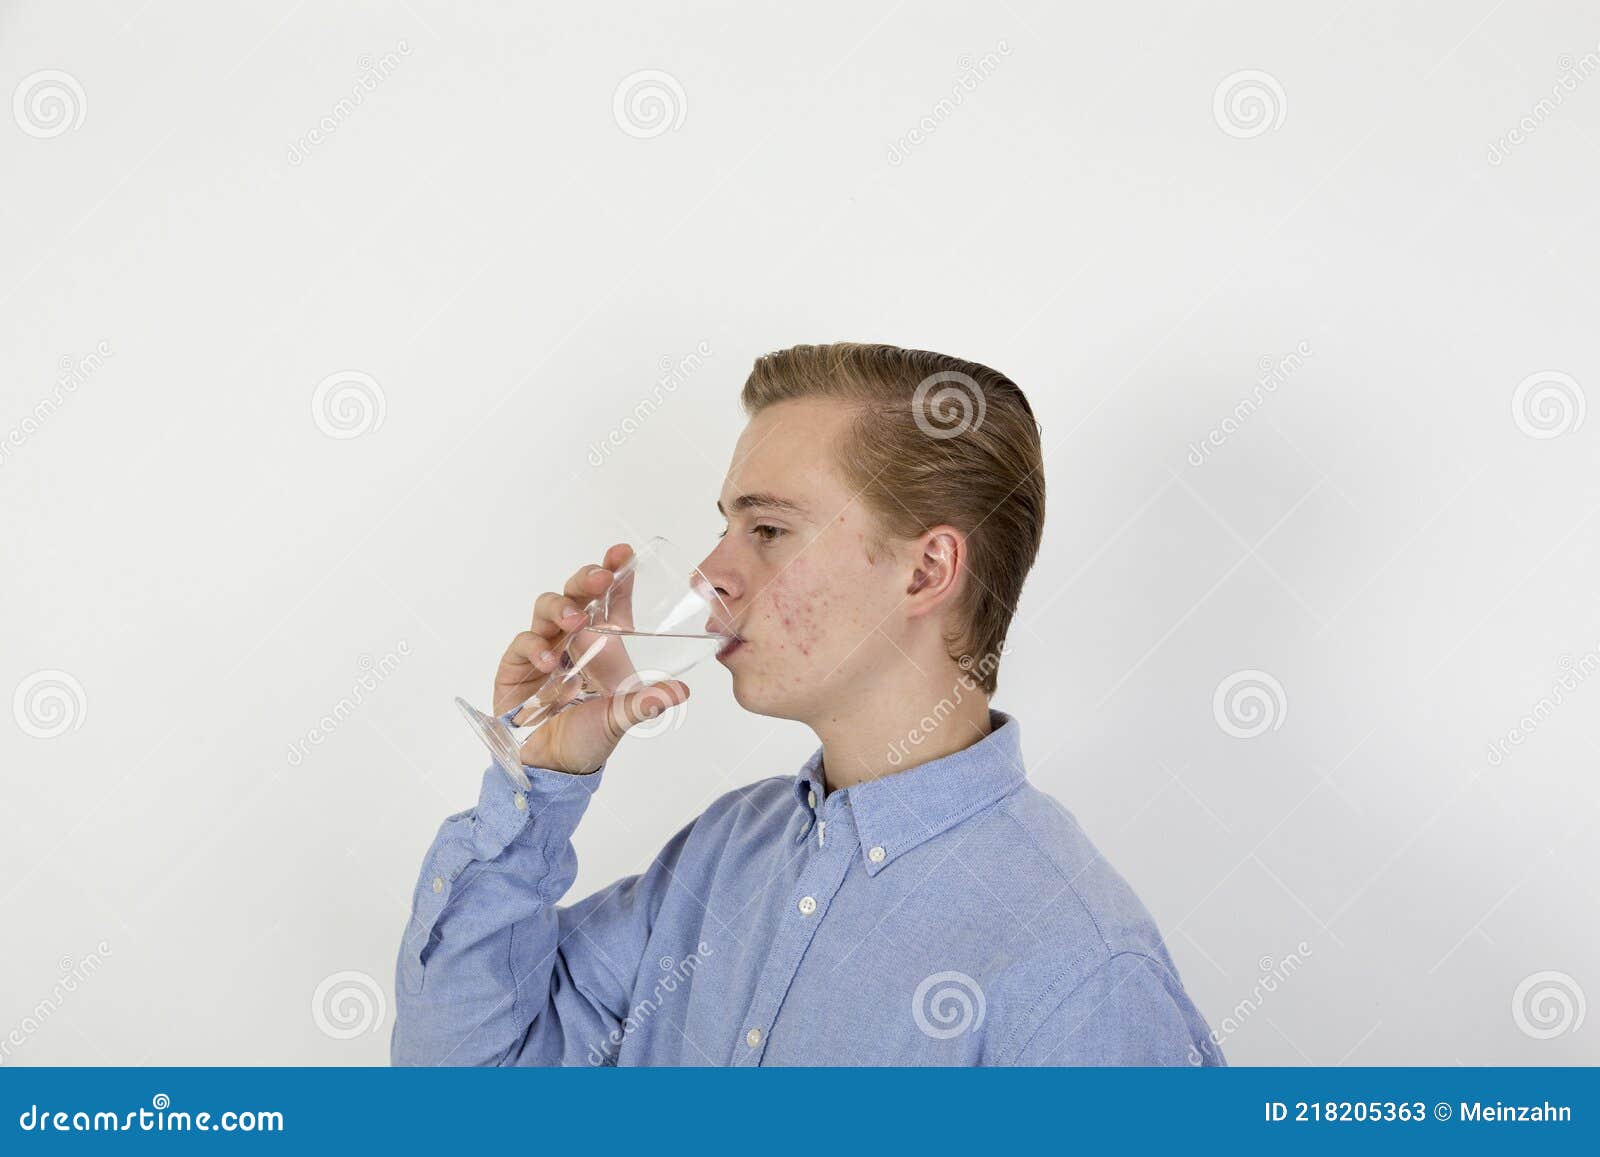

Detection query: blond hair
(741, 342), (1045, 694)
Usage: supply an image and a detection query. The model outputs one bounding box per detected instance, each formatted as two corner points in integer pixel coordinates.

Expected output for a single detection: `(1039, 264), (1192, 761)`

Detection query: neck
(809, 660), (994, 792)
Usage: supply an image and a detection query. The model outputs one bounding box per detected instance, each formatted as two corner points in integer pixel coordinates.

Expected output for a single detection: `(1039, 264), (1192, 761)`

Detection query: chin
(729, 672), (806, 722)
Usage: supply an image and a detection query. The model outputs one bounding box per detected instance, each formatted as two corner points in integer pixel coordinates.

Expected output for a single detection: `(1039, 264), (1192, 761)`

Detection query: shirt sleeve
(390, 759), (692, 1066)
(1003, 951), (1227, 1066)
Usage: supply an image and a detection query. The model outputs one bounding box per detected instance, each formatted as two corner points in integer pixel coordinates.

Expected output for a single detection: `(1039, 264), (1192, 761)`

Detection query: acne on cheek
(764, 564), (825, 666)
(757, 524), (871, 681)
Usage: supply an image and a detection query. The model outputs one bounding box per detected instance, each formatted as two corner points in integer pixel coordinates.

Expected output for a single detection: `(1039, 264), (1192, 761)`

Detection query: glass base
(455, 697), (531, 789)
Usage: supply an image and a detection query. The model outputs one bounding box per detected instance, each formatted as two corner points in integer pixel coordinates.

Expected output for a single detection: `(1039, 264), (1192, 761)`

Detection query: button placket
(729, 807), (858, 1066)
(795, 796), (817, 844)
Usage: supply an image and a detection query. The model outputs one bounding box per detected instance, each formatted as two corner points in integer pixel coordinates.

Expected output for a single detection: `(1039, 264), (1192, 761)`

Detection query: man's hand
(493, 543), (689, 775)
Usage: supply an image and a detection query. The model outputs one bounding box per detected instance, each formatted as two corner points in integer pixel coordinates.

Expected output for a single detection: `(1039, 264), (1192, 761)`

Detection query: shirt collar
(791, 710), (1026, 876)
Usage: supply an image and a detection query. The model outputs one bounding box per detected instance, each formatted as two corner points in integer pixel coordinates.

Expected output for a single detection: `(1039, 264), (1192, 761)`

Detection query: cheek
(758, 550), (875, 669)
(763, 567), (824, 662)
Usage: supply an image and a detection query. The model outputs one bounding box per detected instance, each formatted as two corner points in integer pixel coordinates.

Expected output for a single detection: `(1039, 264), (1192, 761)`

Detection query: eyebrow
(716, 492), (811, 519)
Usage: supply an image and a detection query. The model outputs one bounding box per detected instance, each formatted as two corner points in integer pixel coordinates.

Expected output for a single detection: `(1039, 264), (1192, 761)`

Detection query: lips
(706, 611), (744, 650)
(715, 637), (745, 661)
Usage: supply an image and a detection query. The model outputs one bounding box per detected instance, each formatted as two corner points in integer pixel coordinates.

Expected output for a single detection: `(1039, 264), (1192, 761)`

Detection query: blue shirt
(392, 710), (1225, 1066)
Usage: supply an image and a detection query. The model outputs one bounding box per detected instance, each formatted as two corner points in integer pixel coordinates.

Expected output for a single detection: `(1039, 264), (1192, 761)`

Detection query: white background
(2, 0), (1597, 1065)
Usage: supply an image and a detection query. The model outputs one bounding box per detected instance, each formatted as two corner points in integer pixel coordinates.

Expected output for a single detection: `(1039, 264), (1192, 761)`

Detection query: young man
(392, 342), (1224, 1066)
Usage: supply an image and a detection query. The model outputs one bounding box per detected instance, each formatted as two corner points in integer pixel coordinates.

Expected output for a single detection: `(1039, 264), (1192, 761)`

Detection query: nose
(696, 538), (744, 608)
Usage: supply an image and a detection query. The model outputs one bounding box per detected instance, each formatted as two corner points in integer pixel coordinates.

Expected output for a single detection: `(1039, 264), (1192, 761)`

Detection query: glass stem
(510, 666), (596, 730)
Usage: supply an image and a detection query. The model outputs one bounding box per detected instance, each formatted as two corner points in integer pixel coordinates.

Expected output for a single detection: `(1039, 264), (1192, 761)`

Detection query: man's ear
(905, 526), (966, 614)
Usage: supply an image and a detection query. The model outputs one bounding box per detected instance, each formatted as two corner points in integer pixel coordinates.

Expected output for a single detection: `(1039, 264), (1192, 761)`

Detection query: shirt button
(431, 876), (444, 893)
(807, 790), (816, 808)
(797, 895), (817, 916)
(868, 846), (886, 863)
(745, 1027), (763, 1047)
(513, 793), (527, 810)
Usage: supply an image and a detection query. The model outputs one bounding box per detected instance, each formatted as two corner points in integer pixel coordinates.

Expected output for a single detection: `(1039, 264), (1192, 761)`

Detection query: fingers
(502, 630), (563, 675)
(562, 562), (614, 602)
(531, 591), (585, 634)
(603, 680), (689, 744)
(560, 546), (636, 603)
(504, 544), (638, 723)
(530, 545), (634, 632)
(495, 630), (563, 714)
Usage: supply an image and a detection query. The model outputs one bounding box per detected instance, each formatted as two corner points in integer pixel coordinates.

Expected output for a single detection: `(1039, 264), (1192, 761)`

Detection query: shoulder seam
(999, 796), (1112, 953)
(992, 794), (1122, 1063)
(998, 949), (1168, 1065)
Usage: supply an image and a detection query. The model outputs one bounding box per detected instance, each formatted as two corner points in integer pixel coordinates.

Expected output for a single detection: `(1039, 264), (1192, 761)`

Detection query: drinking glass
(456, 537), (736, 788)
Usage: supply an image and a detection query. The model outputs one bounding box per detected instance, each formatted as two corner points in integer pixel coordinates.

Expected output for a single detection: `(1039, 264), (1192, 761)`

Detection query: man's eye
(716, 523), (783, 543)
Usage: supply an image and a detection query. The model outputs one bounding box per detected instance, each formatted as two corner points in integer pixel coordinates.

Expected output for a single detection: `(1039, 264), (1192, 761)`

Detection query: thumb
(604, 680), (690, 742)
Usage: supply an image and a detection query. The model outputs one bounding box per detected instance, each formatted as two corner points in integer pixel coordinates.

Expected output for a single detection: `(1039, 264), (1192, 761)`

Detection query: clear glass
(455, 536), (735, 788)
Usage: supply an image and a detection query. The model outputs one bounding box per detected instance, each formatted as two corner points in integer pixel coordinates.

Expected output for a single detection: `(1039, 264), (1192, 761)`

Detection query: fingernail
(539, 650), (555, 665)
